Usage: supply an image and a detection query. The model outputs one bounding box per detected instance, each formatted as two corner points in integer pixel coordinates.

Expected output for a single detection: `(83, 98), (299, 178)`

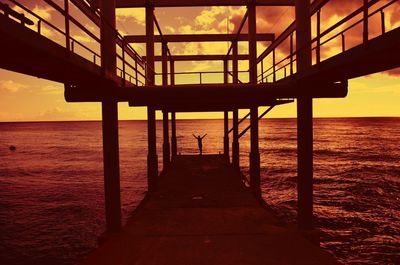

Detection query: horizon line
(1, 116), (400, 123)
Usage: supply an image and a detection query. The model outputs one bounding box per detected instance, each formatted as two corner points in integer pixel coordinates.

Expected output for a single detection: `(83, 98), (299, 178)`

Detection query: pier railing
(257, 0), (400, 83)
(0, 0), (147, 86)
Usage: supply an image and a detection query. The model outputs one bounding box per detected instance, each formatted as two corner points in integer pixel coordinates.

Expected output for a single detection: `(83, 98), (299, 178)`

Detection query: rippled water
(0, 118), (399, 264)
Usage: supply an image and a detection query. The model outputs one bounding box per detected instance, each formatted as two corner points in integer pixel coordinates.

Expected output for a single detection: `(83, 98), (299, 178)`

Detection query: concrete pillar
(248, 3), (261, 198)
(99, 0), (121, 233)
(296, 0), (313, 230)
(146, 4), (158, 191)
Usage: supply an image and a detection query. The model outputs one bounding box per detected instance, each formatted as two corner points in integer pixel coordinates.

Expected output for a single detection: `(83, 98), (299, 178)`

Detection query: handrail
(4, 0), (147, 86)
(257, 0), (399, 83)
(238, 106), (275, 139)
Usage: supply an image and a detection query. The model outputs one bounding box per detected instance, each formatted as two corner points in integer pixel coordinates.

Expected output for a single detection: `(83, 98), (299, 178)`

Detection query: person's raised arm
(201, 134), (207, 139)
(192, 134), (197, 139)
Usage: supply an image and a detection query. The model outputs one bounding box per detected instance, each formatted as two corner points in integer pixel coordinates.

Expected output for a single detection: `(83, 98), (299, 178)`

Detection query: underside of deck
(79, 155), (339, 265)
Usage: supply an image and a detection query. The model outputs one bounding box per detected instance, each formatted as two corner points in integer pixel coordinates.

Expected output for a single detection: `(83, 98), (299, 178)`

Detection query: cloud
(0, 80), (27, 93)
(117, 8), (145, 26)
(32, 5), (53, 21)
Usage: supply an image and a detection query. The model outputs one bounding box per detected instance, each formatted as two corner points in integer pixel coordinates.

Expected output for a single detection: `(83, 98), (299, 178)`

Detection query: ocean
(0, 118), (399, 265)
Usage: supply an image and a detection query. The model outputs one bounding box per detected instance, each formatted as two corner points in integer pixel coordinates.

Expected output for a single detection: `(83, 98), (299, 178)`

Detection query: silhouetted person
(193, 134), (207, 155)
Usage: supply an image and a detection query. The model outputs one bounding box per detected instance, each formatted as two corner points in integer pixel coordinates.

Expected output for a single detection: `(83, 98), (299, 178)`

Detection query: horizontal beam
(125, 34), (274, 43)
(116, 0), (295, 8)
(65, 80), (348, 105)
(147, 54), (249, 61)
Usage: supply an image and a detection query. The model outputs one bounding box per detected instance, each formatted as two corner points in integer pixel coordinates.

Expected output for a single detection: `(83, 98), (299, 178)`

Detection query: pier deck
(80, 155), (339, 265)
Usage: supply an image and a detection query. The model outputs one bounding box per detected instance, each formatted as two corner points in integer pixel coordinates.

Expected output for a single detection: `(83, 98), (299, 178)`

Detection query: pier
(1, 0), (400, 263)
(80, 155), (339, 265)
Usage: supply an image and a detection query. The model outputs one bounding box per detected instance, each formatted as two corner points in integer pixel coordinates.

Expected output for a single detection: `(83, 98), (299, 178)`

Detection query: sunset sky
(0, 0), (399, 121)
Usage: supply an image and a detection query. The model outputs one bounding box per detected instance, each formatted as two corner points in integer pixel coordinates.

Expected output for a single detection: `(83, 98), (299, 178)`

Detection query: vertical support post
(232, 40), (240, 170)
(248, 2), (261, 198)
(316, 9), (321, 64)
(162, 41), (170, 169)
(380, 10), (385, 35)
(290, 33), (294, 75)
(261, 60), (264, 83)
(296, 0), (313, 230)
(171, 112), (177, 158)
(363, 0), (369, 44)
(232, 109), (239, 170)
(223, 59), (230, 160)
(100, 0), (121, 233)
(146, 3), (158, 190)
(272, 49), (276, 82)
(102, 100), (121, 233)
(64, 0), (70, 53)
(162, 111), (170, 169)
(170, 59), (177, 158)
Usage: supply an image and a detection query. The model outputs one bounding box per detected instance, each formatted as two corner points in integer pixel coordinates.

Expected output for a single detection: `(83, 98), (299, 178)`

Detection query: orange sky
(0, 0), (399, 121)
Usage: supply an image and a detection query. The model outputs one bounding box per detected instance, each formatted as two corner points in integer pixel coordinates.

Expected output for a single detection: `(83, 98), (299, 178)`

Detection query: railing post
(64, 0), (70, 53)
(100, 0), (121, 233)
(316, 9), (321, 64)
(363, 0), (369, 44)
(290, 33), (294, 75)
(261, 60), (264, 83)
(296, 0), (313, 230)
(122, 39), (126, 87)
(341, 33), (345, 52)
(272, 48), (276, 82)
(146, 3), (158, 191)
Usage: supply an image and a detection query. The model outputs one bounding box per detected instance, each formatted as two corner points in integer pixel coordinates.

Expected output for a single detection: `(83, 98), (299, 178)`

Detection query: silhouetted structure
(1, 0), (399, 263)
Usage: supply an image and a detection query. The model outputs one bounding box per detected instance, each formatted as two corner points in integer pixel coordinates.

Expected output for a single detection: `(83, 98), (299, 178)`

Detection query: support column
(232, 41), (240, 170)
(101, 100), (121, 233)
(170, 60), (177, 158)
(296, 0), (313, 230)
(232, 110), (239, 170)
(100, 0), (121, 233)
(162, 42), (170, 169)
(146, 4), (158, 191)
(248, 3), (261, 198)
(171, 111), (177, 158)
(162, 111), (170, 169)
(223, 59), (230, 161)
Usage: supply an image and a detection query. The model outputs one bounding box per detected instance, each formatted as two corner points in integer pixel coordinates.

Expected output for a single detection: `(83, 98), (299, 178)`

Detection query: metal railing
(257, 0), (399, 83)
(0, 0), (147, 86)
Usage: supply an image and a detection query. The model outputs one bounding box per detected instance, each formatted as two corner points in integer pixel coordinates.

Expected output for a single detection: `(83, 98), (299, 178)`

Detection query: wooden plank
(125, 33), (274, 43)
(116, 0), (295, 8)
(79, 155), (339, 265)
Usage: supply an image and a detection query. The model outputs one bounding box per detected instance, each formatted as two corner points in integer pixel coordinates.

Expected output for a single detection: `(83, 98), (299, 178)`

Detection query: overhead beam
(125, 34), (274, 43)
(147, 54), (249, 62)
(116, 0), (295, 8)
